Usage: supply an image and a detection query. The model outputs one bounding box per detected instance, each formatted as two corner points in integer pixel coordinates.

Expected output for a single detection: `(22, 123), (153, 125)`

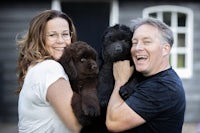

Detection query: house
(0, 0), (199, 124)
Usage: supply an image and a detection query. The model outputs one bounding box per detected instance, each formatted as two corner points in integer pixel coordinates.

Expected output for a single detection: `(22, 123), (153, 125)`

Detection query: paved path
(0, 122), (199, 133)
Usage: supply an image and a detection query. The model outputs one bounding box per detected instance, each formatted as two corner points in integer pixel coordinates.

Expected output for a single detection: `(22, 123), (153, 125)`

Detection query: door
(62, 2), (110, 54)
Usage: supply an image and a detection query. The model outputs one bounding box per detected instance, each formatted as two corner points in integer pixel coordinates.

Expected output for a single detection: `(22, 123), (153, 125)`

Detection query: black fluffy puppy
(58, 41), (100, 127)
(98, 24), (134, 107)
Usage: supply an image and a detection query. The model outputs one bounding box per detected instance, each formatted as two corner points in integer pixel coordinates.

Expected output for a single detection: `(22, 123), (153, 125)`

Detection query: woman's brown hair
(16, 10), (77, 94)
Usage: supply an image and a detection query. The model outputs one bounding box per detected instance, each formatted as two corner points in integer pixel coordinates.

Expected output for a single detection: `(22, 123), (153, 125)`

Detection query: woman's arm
(106, 60), (145, 132)
(46, 78), (82, 133)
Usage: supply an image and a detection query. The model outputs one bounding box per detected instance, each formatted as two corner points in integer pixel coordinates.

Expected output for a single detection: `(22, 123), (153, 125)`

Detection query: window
(143, 5), (193, 78)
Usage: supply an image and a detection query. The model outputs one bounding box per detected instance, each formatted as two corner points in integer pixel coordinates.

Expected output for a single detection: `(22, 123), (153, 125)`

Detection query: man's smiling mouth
(136, 55), (148, 60)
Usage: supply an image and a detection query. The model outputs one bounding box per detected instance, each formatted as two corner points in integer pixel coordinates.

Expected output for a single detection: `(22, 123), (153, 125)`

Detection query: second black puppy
(58, 41), (100, 127)
(98, 24), (134, 107)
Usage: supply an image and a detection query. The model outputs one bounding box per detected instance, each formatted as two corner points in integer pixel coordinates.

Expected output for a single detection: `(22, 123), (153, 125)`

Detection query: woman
(16, 10), (81, 133)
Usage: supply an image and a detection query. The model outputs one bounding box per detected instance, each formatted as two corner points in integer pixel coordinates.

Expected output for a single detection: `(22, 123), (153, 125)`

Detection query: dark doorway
(62, 2), (110, 54)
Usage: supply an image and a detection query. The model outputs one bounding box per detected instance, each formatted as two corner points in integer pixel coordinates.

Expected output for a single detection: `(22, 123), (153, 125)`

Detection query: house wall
(0, 1), (51, 123)
(118, 1), (200, 122)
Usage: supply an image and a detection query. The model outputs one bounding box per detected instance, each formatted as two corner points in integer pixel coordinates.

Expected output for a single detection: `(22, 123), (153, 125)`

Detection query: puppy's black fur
(98, 24), (133, 107)
(81, 24), (143, 133)
(58, 41), (100, 127)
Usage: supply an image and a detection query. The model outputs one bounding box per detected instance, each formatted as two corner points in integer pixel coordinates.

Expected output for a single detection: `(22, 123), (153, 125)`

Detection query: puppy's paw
(98, 93), (111, 108)
(82, 103), (100, 117)
(99, 98), (109, 108)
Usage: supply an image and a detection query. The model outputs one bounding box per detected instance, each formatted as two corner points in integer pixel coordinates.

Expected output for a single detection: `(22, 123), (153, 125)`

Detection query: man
(106, 18), (186, 133)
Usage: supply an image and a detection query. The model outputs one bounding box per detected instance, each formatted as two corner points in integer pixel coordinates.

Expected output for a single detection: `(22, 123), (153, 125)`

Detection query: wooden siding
(0, 1), (51, 123)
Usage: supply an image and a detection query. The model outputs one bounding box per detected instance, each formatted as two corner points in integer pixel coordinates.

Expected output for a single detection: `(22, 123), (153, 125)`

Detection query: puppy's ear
(58, 48), (77, 80)
(66, 59), (77, 80)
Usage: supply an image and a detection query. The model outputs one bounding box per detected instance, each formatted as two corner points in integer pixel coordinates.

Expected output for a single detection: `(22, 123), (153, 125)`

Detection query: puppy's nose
(90, 61), (97, 69)
(91, 64), (97, 69)
(115, 45), (122, 52)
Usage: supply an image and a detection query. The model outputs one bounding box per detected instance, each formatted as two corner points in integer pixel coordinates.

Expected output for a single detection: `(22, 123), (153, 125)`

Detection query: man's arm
(106, 61), (145, 132)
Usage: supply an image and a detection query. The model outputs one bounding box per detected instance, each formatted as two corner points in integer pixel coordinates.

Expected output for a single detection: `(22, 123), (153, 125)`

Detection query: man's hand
(113, 60), (134, 86)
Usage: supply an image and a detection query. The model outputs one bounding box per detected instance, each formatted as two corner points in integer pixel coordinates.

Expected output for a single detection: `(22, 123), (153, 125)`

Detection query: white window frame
(110, 0), (119, 26)
(51, 0), (61, 11)
(143, 5), (193, 78)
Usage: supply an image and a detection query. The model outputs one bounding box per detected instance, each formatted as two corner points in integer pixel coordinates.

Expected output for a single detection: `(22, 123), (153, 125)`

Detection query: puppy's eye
(80, 58), (86, 62)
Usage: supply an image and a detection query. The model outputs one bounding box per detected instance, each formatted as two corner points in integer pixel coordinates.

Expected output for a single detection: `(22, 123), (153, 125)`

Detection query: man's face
(131, 24), (166, 76)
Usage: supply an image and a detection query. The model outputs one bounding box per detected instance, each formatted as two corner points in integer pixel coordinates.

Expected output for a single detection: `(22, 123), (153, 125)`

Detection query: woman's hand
(113, 60), (134, 86)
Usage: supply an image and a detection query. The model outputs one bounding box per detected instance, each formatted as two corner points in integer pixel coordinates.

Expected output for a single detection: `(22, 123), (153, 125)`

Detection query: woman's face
(44, 17), (71, 60)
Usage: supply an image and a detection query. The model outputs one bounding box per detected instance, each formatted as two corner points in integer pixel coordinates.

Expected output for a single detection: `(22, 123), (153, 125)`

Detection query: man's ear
(162, 43), (171, 56)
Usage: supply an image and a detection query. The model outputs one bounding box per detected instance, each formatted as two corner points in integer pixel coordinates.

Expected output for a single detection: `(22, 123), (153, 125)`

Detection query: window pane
(163, 12), (171, 26)
(178, 13), (186, 26)
(177, 54), (185, 68)
(178, 33), (185, 47)
(149, 13), (157, 18)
